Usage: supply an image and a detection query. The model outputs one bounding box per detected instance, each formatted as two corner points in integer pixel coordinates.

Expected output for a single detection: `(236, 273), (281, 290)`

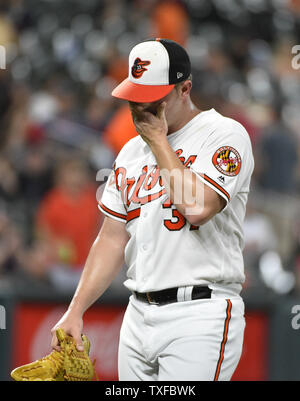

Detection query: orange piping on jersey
(126, 208), (141, 223)
(214, 299), (232, 381)
(98, 202), (127, 221)
(200, 174), (230, 202)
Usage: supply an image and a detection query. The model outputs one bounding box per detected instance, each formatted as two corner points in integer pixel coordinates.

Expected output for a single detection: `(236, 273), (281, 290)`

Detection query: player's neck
(167, 102), (202, 135)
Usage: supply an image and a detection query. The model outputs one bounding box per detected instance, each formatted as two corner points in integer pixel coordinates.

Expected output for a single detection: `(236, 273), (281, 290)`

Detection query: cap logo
(131, 57), (151, 79)
(177, 72), (183, 79)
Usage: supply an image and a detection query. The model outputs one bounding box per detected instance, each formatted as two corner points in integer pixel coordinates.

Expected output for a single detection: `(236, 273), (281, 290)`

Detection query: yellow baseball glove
(10, 328), (95, 381)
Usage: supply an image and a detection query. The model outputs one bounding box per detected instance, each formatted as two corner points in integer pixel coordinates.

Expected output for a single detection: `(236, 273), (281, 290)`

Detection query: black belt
(134, 285), (212, 306)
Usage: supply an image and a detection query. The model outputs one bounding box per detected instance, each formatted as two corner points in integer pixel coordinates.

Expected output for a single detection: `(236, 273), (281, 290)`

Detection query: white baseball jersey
(99, 108), (254, 293)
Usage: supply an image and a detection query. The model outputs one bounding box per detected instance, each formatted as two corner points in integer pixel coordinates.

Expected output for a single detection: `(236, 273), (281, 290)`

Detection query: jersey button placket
(136, 206), (150, 289)
(137, 204), (152, 290)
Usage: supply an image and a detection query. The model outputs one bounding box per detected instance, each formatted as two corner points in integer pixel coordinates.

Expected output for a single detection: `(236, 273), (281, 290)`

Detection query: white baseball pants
(118, 291), (245, 381)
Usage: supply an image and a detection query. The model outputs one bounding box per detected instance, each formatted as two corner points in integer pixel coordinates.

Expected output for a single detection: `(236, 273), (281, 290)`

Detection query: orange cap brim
(111, 78), (175, 103)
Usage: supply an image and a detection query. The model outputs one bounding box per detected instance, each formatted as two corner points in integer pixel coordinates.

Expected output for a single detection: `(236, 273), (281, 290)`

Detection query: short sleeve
(98, 167), (127, 223)
(190, 124), (254, 204)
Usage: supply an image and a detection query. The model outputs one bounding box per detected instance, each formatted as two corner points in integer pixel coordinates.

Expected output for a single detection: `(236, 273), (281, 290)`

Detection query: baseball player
(51, 38), (254, 381)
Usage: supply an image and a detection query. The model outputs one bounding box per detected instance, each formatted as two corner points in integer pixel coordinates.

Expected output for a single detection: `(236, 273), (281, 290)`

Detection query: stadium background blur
(0, 0), (300, 381)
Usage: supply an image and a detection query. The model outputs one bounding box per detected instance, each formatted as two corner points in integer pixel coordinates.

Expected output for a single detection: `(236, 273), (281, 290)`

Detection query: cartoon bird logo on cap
(131, 57), (151, 79)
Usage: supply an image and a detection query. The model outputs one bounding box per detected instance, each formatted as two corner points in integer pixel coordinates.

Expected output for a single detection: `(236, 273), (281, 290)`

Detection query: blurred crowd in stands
(0, 0), (299, 298)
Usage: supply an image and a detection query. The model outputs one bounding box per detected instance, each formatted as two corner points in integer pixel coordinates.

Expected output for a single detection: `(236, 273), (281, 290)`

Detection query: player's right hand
(50, 310), (84, 352)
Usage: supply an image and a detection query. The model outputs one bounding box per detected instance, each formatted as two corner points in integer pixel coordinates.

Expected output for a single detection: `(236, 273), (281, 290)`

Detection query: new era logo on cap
(112, 38), (191, 103)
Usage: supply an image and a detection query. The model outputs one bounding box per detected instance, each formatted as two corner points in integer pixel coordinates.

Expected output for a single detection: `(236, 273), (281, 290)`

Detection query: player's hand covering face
(129, 100), (168, 146)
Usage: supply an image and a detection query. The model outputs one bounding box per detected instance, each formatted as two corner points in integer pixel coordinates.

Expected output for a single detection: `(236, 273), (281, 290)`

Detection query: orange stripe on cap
(98, 202), (127, 221)
(200, 174), (230, 202)
(214, 299), (232, 381)
(156, 38), (161, 41)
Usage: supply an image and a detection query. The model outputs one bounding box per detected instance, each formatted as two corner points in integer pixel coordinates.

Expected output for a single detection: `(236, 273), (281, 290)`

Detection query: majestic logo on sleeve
(131, 57), (151, 78)
(212, 146), (241, 176)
